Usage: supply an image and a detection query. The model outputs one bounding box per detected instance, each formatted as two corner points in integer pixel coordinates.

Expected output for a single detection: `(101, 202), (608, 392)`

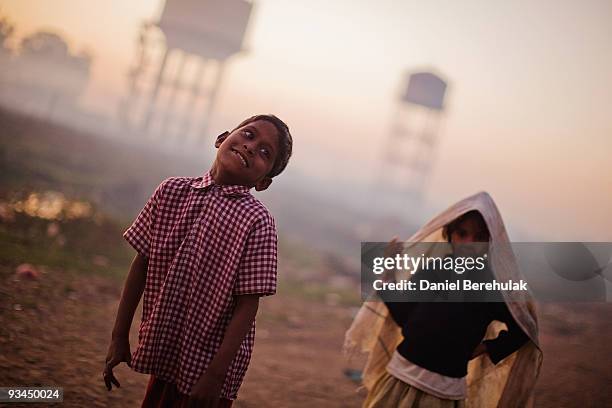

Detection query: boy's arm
(189, 294), (260, 405)
(103, 252), (148, 390)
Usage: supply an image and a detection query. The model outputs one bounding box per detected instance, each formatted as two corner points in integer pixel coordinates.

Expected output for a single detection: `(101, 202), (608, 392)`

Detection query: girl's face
(450, 217), (490, 243)
(450, 216), (490, 256)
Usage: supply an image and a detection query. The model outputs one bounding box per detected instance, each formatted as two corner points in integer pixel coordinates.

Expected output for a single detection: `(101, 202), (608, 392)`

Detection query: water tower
(379, 70), (448, 204)
(119, 0), (253, 145)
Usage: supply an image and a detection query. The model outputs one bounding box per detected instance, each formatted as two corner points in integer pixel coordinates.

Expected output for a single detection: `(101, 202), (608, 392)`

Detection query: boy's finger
(103, 369), (114, 391)
(104, 365), (121, 389)
(104, 374), (111, 391)
(110, 373), (121, 388)
(111, 374), (121, 388)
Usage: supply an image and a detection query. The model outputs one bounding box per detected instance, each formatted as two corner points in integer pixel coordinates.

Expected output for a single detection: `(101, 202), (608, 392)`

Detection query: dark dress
(381, 260), (529, 378)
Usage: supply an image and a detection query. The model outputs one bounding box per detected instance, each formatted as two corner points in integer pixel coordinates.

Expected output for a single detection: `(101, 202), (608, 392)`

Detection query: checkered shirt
(122, 171), (277, 399)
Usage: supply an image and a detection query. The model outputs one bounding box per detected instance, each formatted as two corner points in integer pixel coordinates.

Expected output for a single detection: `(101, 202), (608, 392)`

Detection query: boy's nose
(243, 144), (254, 156)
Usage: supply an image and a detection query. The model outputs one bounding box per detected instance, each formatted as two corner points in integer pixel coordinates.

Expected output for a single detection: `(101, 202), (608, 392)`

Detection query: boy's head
(213, 114), (292, 191)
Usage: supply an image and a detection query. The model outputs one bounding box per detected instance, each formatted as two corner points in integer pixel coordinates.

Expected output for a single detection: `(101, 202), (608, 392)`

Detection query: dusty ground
(0, 265), (365, 407)
(0, 265), (610, 407)
(534, 303), (612, 406)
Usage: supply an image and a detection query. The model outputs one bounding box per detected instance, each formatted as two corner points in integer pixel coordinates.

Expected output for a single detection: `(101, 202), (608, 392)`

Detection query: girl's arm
(378, 237), (419, 326)
(481, 302), (529, 364)
(104, 252), (148, 390)
(188, 294), (260, 406)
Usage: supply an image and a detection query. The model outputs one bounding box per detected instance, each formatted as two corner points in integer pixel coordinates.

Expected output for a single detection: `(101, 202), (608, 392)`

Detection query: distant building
(378, 70), (448, 209)
(0, 30), (91, 120)
(119, 0), (254, 146)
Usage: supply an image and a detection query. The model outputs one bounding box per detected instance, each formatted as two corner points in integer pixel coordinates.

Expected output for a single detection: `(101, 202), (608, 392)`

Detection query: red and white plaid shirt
(122, 171), (277, 399)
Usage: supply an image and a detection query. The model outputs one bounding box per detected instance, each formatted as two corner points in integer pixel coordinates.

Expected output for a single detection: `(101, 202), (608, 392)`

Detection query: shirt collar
(190, 171), (251, 197)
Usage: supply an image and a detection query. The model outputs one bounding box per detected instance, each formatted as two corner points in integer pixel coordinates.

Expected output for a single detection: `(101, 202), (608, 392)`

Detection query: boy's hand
(103, 337), (132, 391)
(188, 372), (224, 408)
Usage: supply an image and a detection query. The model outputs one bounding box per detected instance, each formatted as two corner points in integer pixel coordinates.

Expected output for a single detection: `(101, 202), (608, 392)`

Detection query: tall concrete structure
(119, 0), (253, 145)
(380, 70), (448, 204)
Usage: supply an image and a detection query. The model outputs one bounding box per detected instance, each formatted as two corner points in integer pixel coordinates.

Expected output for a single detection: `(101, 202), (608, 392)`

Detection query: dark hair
(232, 114), (293, 178)
(442, 210), (490, 242)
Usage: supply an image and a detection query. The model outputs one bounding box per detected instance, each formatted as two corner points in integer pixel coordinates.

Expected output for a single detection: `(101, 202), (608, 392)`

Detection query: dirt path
(534, 303), (612, 406)
(0, 265), (365, 407)
(0, 265), (149, 407)
(1, 265), (610, 407)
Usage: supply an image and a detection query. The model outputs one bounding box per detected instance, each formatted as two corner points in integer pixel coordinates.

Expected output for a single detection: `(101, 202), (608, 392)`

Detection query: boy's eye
(244, 130), (254, 139)
(260, 148), (270, 159)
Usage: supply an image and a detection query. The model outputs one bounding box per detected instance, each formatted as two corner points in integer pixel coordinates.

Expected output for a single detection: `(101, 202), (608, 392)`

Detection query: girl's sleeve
(233, 214), (278, 297)
(123, 180), (166, 259)
(382, 300), (411, 326)
(483, 302), (530, 364)
(379, 265), (429, 326)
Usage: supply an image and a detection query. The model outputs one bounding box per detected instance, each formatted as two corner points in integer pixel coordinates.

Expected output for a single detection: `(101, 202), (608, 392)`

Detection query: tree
(0, 13), (15, 51)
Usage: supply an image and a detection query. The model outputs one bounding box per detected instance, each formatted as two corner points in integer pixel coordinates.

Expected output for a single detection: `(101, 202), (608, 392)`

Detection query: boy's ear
(215, 131), (230, 148)
(254, 176), (273, 191)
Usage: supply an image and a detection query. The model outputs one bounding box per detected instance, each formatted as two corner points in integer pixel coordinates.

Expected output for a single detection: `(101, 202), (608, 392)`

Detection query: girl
(345, 192), (542, 408)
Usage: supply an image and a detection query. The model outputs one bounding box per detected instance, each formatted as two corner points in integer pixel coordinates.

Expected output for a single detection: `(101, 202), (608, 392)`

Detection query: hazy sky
(3, 0), (612, 240)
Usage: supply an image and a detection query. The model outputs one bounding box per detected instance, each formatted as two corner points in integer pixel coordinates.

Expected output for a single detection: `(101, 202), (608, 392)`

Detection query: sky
(2, 0), (611, 240)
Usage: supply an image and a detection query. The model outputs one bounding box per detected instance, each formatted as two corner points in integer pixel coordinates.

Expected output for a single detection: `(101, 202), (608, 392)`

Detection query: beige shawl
(344, 191), (542, 407)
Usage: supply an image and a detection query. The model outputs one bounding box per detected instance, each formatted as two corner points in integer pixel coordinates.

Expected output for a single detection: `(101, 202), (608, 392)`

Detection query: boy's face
(214, 119), (279, 190)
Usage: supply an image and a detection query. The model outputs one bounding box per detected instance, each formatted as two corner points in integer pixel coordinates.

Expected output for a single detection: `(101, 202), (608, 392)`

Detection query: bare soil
(1, 265), (610, 407)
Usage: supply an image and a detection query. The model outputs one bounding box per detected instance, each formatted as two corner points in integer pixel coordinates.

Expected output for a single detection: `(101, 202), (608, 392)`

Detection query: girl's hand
(188, 372), (224, 408)
(382, 237), (403, 282)
(384, 236), (403, 258)
(103, 337), (132, 390)
(470, 343), (488, 360)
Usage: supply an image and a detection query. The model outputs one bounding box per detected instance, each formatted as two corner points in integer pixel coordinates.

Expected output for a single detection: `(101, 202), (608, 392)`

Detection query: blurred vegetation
(0, 108), (202, 221)
(0, 107), (186, 280)
(0, 108), (359, 305)
(0, 208), (135, 280)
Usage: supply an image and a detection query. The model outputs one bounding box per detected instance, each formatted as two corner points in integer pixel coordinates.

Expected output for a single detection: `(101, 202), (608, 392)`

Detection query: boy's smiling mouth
(231, 148), (249, 168)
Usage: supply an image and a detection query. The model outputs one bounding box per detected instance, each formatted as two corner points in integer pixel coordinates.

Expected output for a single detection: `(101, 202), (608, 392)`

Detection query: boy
(103, 114), (293, 407)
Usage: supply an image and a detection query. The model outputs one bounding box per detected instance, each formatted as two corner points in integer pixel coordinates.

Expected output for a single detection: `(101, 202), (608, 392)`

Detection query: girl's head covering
(344, 191), (542, 407)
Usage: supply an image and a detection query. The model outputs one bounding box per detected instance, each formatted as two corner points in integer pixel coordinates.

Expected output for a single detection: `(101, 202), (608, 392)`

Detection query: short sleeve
(122, 180), (165, 258)
(233, 216), (278, 296)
